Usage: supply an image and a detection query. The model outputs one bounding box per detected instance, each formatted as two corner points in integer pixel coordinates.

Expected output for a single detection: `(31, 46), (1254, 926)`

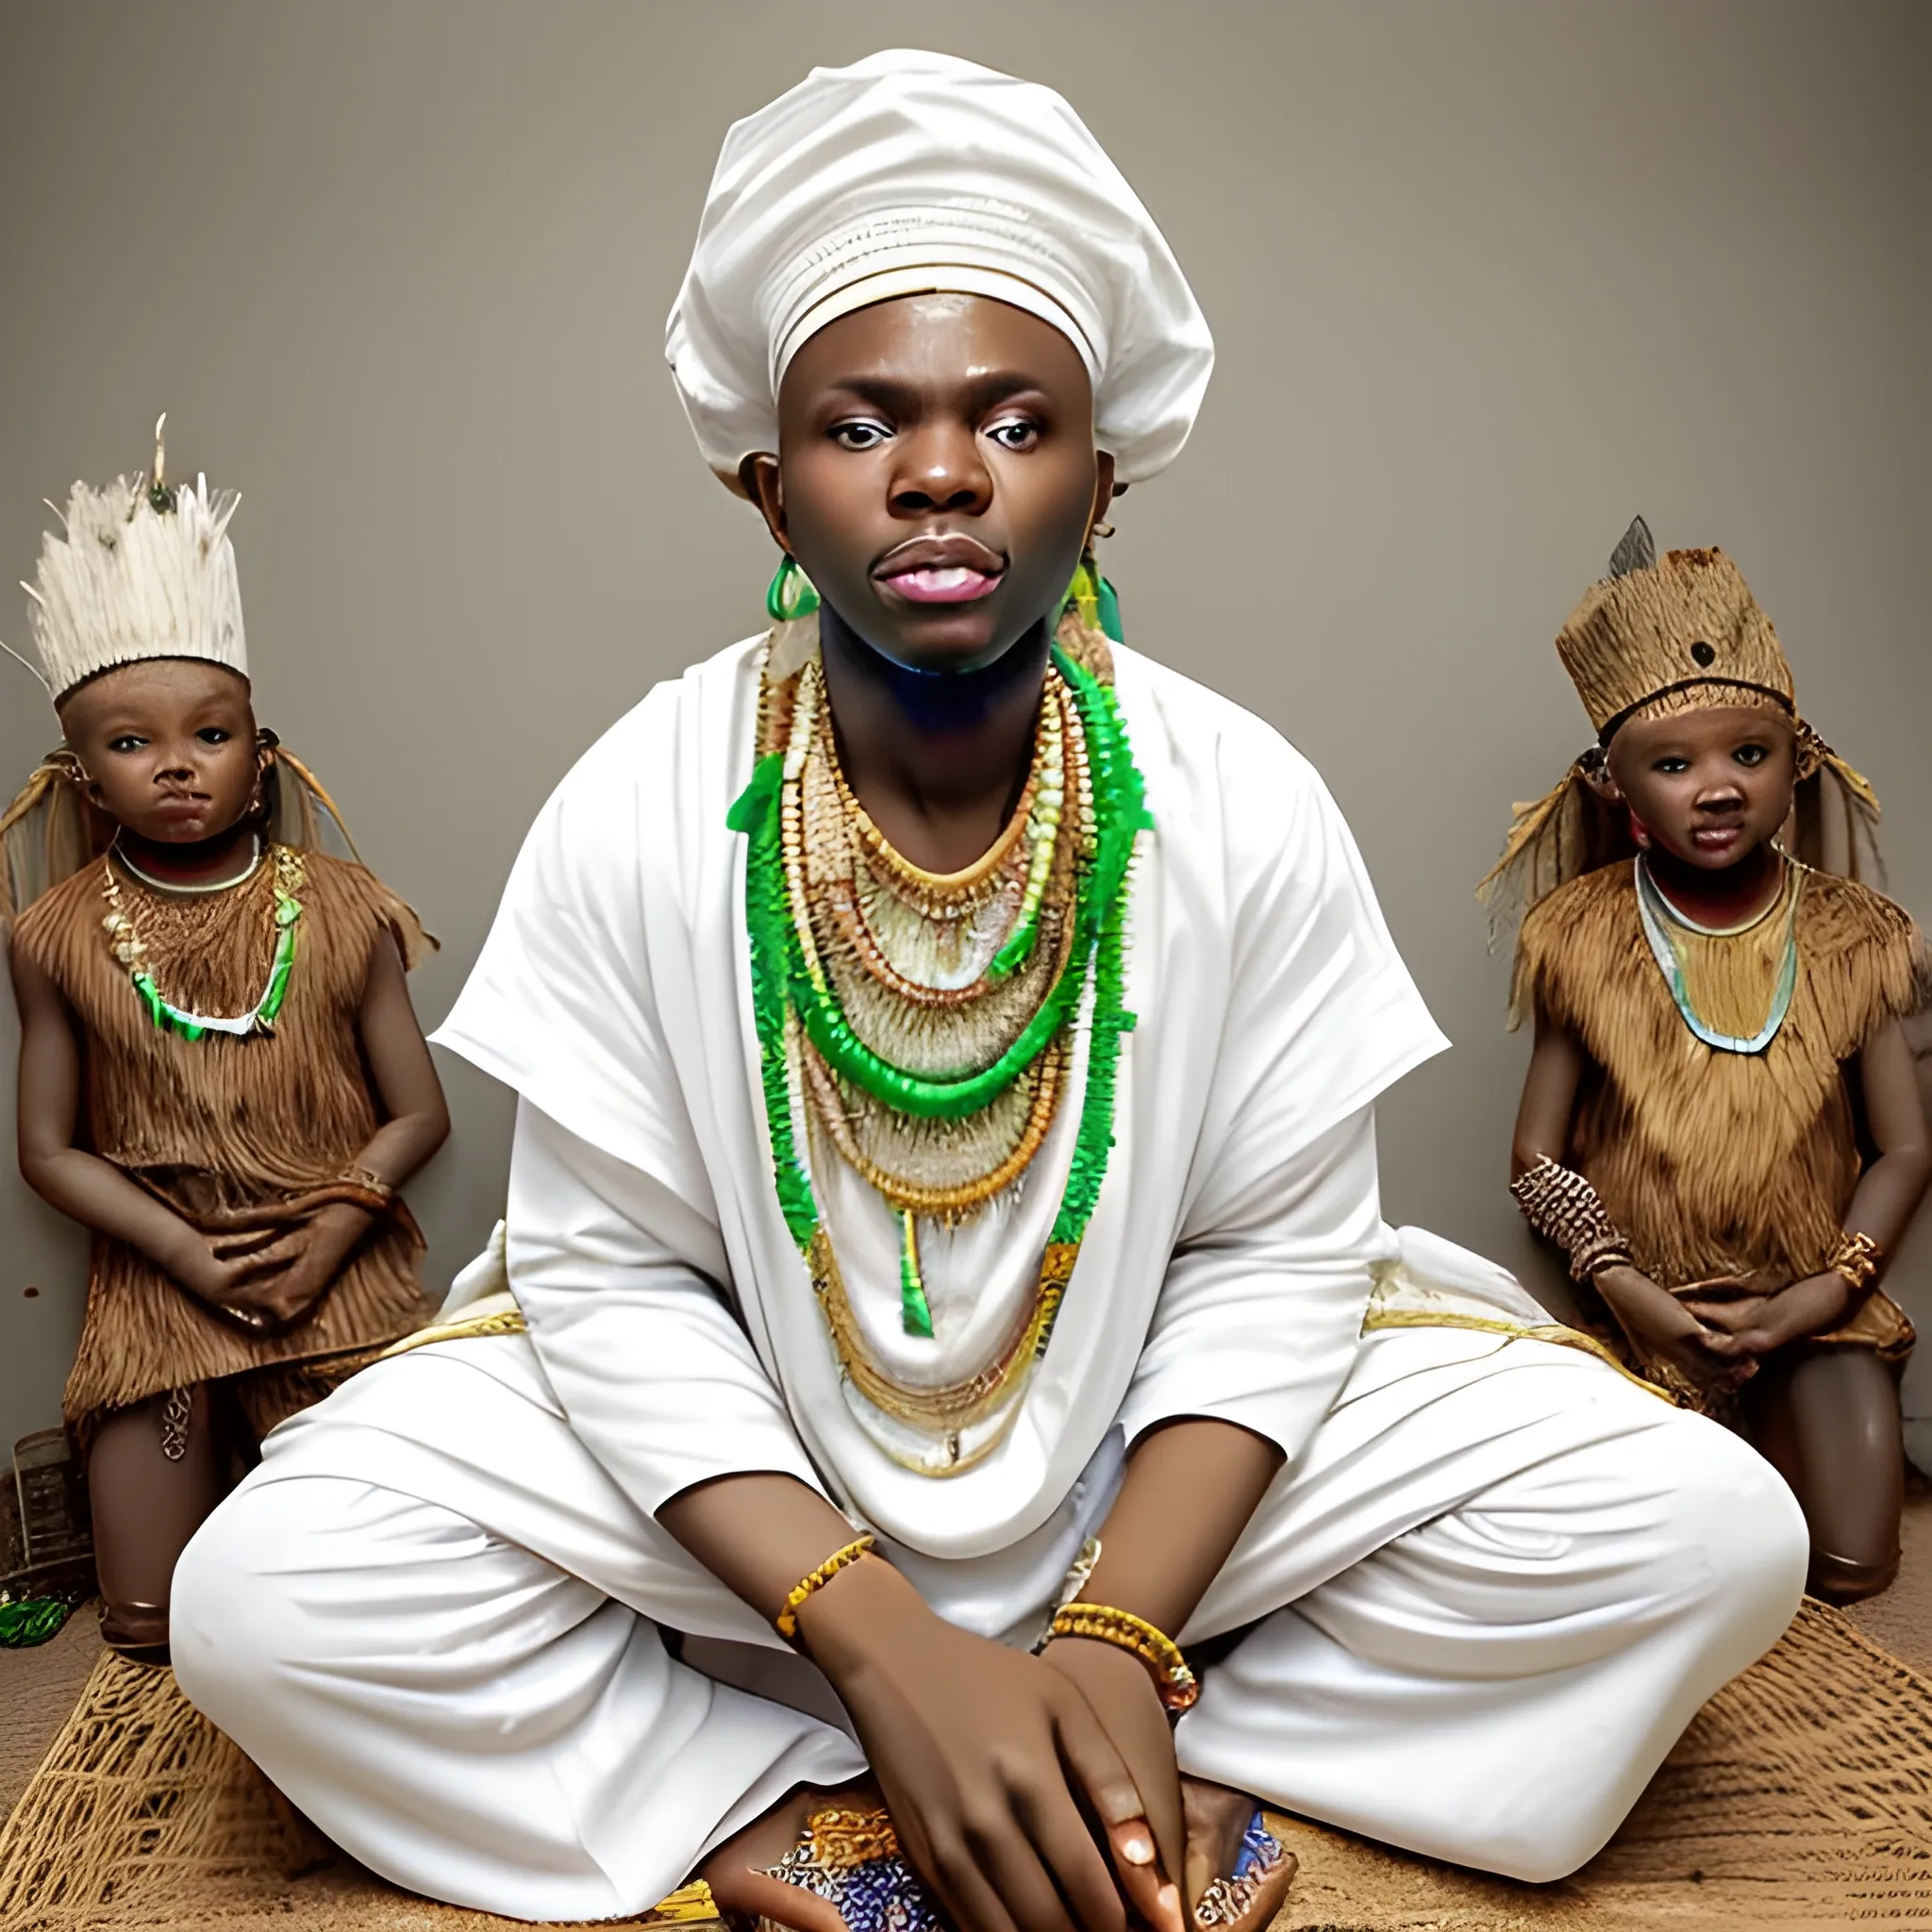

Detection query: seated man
(172, 49), (1806, 1932)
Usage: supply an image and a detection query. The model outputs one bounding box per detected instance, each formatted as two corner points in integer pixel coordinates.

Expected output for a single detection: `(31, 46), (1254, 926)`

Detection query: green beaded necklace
(729, 614), (1147, 1375)
(101, 844), (305, 1041)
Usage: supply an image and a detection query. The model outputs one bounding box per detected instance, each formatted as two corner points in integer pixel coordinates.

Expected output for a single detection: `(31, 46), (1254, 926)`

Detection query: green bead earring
(1062, 557), (1125, 644)
(766, 554), (821, 624)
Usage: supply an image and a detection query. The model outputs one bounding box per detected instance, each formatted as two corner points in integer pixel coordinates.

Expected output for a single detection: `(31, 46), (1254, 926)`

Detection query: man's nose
(890, 426), (991, 516)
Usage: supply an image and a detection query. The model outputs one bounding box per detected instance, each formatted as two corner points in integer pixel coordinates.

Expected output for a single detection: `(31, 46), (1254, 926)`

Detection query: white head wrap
(665, 48), (1214, 488)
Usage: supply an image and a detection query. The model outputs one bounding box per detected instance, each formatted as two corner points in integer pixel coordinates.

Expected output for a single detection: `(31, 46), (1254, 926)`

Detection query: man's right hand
(1594, 1263), (1757, 1394)
(796, 1554), (1177, 1932)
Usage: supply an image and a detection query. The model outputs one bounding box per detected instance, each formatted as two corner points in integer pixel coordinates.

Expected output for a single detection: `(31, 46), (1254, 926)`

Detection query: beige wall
(2, 0), (1927, 1442)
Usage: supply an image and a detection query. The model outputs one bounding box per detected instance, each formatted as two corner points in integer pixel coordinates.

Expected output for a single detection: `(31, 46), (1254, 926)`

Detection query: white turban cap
(665, 48), (1214, 488)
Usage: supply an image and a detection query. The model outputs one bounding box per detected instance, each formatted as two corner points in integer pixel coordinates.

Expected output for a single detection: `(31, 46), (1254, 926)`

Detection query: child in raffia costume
(2, 423), (450, 1662)
(1486, 517), (1931, 1605)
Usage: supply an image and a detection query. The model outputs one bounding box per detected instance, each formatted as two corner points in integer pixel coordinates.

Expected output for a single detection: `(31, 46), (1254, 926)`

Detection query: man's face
(1606, 705), (1798, 871)
(57, 658), (261, 844)
(747, 292), (1111, 675)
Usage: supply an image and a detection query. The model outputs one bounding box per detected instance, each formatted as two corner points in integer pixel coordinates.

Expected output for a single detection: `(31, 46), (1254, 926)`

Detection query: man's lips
(874, 534), (1007, 606)
(1690, 824), (1744, 851)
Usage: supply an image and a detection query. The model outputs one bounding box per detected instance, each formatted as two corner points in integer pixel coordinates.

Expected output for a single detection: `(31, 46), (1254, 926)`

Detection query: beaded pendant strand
(100, 845), (306, 1041)
(1634, 854), (1801, 1056)
(730, 612), (1148, 1474)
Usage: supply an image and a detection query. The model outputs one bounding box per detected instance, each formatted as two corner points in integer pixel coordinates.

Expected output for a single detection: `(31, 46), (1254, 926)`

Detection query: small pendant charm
(158, 1388), (192, 1463)
(898, 1209), (935, 1338)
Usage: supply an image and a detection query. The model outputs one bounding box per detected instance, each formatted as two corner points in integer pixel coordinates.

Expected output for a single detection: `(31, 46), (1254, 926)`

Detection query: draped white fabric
(430, 635), (1447, 1554)
(170, 628), (1809, 1916)
(174, 1324), (1805, 1915)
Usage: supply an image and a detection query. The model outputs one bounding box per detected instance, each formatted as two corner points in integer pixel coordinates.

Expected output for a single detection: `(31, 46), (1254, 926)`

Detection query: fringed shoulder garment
(11, 849), (432, 1438)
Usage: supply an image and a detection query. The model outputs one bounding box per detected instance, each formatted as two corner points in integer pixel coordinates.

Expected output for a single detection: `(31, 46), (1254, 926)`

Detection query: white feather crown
(6, 420), (245, 704)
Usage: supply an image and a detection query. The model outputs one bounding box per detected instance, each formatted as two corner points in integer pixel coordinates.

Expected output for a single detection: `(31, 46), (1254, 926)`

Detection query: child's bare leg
(1751, 1348), (1903, 1602)
(88, 1384), (229, 1661)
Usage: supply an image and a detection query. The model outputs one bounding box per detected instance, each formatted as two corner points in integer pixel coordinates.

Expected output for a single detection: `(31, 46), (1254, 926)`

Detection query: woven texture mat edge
(2, 1599), (1929, 1931)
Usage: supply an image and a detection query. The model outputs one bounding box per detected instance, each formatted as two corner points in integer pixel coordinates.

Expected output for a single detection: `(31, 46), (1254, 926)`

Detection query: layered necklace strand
(731, 617), (1147, 1474)
(101, 844), (306, 1040)
(114, 833), (262, 895)
(1634, 852), (1801, 1055)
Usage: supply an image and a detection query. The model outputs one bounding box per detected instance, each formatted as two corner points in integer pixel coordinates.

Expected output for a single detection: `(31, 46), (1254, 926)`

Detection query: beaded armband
(1828, 1230), (1882, 1291)
(1509, 1157), (1634, 1283)
(1047, 1602), (1200, 1712)
(336, 1163), (397, 1208)
(774, 1534), (875, 1642)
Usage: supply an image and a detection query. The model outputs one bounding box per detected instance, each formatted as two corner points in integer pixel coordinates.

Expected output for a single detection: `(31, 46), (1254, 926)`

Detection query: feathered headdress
(0, 419), (425, 938)
(1, 415), (245, 703)
(1477, 517), (1882, 947)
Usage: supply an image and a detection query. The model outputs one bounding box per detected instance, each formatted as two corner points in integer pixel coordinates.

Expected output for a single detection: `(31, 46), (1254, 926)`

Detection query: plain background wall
(2, 0), (1927, 1443)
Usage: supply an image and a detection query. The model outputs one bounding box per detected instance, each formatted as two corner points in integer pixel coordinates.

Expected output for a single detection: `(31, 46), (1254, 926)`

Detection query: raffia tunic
(11, 849), (432, 1428)
(1514, 862), (1929, 1356)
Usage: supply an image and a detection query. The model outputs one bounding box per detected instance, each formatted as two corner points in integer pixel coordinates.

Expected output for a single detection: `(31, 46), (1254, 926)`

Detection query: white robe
(171, 634), (1807, 1919)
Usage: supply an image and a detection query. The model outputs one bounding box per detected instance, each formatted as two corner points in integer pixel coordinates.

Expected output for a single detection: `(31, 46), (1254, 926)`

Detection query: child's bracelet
(1509, 1157), (1633, 1282)
(774, 1534), (876, 1642)
(1046, 1602), (1200, 1712)
(335, 1163), (397, 1208)
(1828, 1230), (1881, 1291)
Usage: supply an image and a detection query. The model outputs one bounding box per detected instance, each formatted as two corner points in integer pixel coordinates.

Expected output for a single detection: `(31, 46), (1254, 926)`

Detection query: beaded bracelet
(1508, 1157), (1634, 1282)
(1828, 1230), (1881, 1291)
(1047, 1602), (1200, 1712)
(336, 1163), (397, 1207)
(774, 1534), (876, 1642)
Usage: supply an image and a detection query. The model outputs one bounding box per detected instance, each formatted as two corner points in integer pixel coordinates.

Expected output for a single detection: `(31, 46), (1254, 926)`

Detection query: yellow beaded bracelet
(774, 1534), (876, 1642)
(1048, 1601), (1200, 1712)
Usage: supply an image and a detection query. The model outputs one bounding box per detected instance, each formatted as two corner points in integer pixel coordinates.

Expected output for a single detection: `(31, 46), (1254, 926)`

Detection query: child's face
(751, 291), (1111, 675)
(57, 659), (261, 845)
(1606, 705), (1797, 871)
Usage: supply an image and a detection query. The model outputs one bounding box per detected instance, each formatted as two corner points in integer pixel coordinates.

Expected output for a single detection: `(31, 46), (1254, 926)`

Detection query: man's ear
(740, 452), (788, 551)
(1583, 751), (1624, 805)
(1088, 452), (1119, 544)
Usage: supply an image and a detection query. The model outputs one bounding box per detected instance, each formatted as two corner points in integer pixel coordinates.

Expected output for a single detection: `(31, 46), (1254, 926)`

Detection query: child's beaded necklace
(100, 841), (306, 1041)
(1634, 851), (1801, 1056)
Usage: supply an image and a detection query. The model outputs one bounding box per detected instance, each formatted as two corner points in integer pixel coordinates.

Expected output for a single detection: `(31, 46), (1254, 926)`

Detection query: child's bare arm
(1847, 1016), (1932, 1258)
(349, 928), (451, 1184)
(209, 929), (449, 1323)
(1509, 1007), (1585, 1178)
(11, 935), (238, 1306)
(1735, 1017), (1932, 1353)
(1509, 1001), (1754, 1391)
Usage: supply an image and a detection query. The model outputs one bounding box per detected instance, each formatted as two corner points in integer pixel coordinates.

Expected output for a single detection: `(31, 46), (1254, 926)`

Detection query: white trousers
(172, 1325), (1806, 1922)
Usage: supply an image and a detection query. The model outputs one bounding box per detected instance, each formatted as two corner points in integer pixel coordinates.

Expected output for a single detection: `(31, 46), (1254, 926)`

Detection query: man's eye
(197, 728), (231, 745)
(1734, 744), (1767, 767)
(108, 736), (145, 754)
(987, 418), (1039, 451)
(1654, 757), (1690, 775)
(830, 420), (891, 451)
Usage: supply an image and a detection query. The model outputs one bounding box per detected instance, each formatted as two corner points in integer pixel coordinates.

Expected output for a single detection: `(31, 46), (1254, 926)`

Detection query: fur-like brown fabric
(9, 851), (431, 1424)
(1514, 862), (1931, 1303)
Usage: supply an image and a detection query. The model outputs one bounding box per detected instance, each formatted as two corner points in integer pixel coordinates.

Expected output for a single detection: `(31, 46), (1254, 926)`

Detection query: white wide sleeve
(508, 1100), (824, 1516)
(1116, 1103), (1384, 1460)
(1115, 715), (1444, 1463)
